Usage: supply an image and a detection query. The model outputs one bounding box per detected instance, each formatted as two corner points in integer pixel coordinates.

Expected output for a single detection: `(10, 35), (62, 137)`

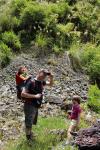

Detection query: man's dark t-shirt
(25, 78), (46, 107)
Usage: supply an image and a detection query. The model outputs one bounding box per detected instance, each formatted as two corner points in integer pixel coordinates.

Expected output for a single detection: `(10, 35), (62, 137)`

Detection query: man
(21, 69), (53, 141)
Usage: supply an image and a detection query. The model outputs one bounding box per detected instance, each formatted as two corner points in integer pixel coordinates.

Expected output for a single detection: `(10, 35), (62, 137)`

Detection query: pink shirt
(70, 104), (81, 120)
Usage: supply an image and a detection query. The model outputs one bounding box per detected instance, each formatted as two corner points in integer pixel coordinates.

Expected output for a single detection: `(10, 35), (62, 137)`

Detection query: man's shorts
(70, 119), (78, 126)
(24, 102), (38, 128)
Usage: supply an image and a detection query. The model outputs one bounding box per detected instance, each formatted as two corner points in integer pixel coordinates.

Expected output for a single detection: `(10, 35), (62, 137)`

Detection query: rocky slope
(0, 52), (89, 149)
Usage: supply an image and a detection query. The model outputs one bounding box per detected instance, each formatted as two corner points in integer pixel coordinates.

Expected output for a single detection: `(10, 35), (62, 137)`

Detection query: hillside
(0, 0), (100, 150)
(0, 53), (100, 150)
(0, 0), (100, 83)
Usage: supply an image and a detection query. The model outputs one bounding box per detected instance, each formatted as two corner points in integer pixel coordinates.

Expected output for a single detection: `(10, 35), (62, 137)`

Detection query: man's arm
(21, 88), (41, 99)
(46, 74), (53, 86)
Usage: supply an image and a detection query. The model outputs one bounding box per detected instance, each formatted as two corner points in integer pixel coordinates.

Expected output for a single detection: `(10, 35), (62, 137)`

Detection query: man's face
(38, 71), (46, 80)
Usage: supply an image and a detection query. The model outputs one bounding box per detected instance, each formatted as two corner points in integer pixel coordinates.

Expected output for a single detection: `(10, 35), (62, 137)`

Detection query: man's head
(72, 95), (81, 105)
(37, 69), (51, 81)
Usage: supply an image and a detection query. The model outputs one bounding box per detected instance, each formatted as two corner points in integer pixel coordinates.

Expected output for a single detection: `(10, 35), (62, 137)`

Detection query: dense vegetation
(5, 117), (67, 150)
(0, 0), (100, 83)
(4, 115), (90, 150)
(88, 84), (100, 113)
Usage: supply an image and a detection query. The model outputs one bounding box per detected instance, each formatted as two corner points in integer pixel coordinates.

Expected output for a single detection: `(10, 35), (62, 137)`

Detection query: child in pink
(66, 95), (81, 144)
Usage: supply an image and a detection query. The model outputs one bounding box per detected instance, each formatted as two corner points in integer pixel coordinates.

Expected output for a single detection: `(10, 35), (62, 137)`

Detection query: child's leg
(67, 124), (76, 142)
(75, 125), (79, 131)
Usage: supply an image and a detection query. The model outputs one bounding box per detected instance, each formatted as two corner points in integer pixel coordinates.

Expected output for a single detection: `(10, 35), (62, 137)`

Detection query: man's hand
(35, 94), (42, 99)
(46, 73), (53, 86)
(21, 88), (42, 99)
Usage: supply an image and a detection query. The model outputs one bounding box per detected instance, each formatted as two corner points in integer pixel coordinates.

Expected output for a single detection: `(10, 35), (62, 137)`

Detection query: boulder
(75, 120), (100, 150)
(60, 102), (72, 111)
(46, 96), (63, 105)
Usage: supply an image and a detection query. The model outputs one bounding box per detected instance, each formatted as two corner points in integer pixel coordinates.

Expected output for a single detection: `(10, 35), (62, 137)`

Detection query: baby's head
(18, 66), (28, 75)
(72, 95), (81, 105)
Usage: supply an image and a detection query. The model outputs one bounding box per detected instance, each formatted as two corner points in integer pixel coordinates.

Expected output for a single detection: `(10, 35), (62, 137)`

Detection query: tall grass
(3, 112), (95, 150)
(4, 116), (67, 150)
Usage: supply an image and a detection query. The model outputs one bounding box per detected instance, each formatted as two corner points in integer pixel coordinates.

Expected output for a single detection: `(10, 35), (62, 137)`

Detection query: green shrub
(0, 0), (22, 32)
(18, 30), (32, 43)
(71, 0), (99, 43)
(69, 43), (82, 70)
(75, 1), (94, 27)
(56, 23), (75, 48)
(2, 31), (21, 51)
(89, 55), (100, 80)
(45, 17), (57, 41)
(49, 2), (70, 23)
(35, 33), (48, 48)
(80, 44), (100, 81)
(0, 42), (12, 68)
(11, 0), (27, 17)
(69, 43), (100, 70)
(53, 45), (63, 55)
(70, 31), (81, 42)
(20, 3), (46, 33)
(44, 1), (70, 40)
(88, 84), (100, 113)
(81, 43), (99, 66)
(57, 23), (74, 35)
(34, 33), (52, 56)
(0, 15), (20, 32)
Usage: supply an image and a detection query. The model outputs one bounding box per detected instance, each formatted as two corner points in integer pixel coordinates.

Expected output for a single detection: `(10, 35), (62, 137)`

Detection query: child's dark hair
(72, 95), (81, 104)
